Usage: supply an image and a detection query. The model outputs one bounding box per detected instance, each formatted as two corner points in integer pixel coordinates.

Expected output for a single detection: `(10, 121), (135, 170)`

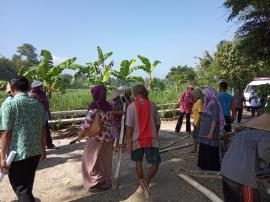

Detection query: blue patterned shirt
(221, 129), (270, 188)
(1, 93), (44, 161)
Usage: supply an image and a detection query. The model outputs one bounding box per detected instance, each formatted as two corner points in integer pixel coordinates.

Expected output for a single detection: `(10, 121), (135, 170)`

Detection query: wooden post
(112, 103), (126, 190)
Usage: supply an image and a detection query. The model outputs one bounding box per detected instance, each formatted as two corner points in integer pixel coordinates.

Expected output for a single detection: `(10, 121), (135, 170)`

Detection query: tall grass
(0, 86), (186, 112)
(50, 89), (91, 111)
(149, 85), (185, 105)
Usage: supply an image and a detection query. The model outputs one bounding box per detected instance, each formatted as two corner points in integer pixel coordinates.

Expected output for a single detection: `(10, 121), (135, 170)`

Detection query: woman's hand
(207, 133), (213, 140)
(77, 130), (85, 141)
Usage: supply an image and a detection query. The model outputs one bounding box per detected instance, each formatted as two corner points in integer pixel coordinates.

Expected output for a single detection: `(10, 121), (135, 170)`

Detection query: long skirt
(82, 138), (113, 190)
(197, 143), (220, 171)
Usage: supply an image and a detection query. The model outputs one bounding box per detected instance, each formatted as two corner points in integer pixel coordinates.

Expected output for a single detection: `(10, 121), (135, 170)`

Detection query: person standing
(221, 114), (270, 202)
(198, 87), (224, 171)
(190, 89), (203, 153)
(232, 88), (245, 123)
(249, 91), (262, 117)
(126, 84), (161, 199)
(78, 85), (114, 191)
(109, 89), (123, 151)
(175, 84), (195, 133)
(0, 77), (46, 202)
(218, 81), (236, 132)
(29, 80), (56, 149)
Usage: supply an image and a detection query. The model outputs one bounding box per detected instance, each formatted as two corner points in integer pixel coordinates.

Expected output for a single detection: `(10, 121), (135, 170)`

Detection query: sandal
(46, 144), (58, 149)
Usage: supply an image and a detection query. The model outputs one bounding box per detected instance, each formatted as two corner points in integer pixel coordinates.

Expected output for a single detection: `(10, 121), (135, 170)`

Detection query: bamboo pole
(112, 103), (126, 190)
(177, 173), (223, 202)
(159, 143), (192, 154)
(159, 136), (190, 150)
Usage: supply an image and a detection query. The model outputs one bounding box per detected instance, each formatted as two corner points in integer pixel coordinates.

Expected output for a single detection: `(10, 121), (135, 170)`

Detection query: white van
(244, 77), (270, 110)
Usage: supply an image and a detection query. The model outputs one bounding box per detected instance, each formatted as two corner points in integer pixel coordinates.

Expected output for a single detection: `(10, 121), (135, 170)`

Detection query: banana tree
(112, 59), (144, 85)
(19, 50), (77, 99)
(74, 46), (114, 86)
(137, 55), (161, 89)
(0, 80), (8, 90)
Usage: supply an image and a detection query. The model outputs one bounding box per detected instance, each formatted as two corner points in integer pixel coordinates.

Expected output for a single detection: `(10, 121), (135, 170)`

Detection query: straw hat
(242, 113), (270, 132)
(5, 83), (11, 93)
(31, 80), (43, 88)
(117, 86), (126, 92)
(191, 89), (203, 99)
(110, 89), (121, 100)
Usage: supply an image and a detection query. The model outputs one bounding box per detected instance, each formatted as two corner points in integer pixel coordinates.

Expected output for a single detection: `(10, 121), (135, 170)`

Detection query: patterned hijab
(203, 87), (225, 131)
(88, 85), (112, 112)
(180, 84), (195, 103)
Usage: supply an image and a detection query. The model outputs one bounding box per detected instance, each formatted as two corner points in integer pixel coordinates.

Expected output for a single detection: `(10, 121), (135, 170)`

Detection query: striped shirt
(221, 129), (270, 188)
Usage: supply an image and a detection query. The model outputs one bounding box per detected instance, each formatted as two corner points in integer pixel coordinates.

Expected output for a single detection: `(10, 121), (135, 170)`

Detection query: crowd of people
(177, 82), (270, 202)
(0, 76), (269, 202)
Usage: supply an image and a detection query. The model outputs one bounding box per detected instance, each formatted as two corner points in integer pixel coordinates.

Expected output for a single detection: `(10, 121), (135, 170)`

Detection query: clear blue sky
(0, 0), (236, 78)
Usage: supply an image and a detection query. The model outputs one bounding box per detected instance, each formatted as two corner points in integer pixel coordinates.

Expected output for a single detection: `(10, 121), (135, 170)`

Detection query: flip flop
(140, 179), (150, 199)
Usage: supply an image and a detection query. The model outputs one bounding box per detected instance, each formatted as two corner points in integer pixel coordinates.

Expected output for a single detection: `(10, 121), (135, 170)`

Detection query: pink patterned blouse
(81, 110), (113, 142)
(179, 91), (195, 114)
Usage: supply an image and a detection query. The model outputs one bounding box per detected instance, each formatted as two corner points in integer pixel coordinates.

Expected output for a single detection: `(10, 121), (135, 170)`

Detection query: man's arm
(156, 125), (160, 135)
(126, 126), (133, 153)
(0, 130), (12, 170)
(0, 102), (14, 170)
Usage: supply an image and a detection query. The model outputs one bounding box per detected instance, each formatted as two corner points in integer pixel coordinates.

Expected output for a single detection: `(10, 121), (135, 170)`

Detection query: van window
(245, 85), (254, 93)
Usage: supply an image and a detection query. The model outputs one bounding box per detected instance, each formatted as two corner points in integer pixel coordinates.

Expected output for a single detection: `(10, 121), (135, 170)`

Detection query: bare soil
(0, 114), (253, 202)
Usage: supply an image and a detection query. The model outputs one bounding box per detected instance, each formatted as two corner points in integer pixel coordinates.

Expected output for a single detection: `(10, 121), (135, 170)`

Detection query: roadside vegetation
(1, 0), (270, 112)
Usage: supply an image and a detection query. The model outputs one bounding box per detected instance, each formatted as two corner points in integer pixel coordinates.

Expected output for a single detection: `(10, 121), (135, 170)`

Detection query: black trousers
(45, 120), (53, 145)
(8, 155), (41, 202)
(175, 112), (191, 132)
(222, 176), (261, 202)
(236, 108), (243, 123)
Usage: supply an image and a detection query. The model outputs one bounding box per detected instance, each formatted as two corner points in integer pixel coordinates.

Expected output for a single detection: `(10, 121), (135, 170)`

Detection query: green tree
(150, 78), (165, 91)
(224, 0), (270, 63)
(112, 59), (144, 84)
(74, 46), (114, 85)
(12, 43), (39, 69)
(195, 50), (219, 87)
(137, 55), (161, 89)
(0, 55), (18, 81)
(19, 50), (77, 98)
(166, 65), (196, 84)
(214, 39), (269, 89)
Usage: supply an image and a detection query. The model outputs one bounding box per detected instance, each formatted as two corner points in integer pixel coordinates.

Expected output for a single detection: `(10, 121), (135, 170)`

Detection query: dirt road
(1, 120), (225, 202)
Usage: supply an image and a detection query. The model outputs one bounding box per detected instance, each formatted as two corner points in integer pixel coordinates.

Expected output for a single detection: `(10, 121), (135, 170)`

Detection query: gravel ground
(1, 115), (253, 202)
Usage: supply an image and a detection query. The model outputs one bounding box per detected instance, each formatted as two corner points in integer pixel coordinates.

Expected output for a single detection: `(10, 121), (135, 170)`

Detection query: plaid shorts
(131, 147), (161, 165)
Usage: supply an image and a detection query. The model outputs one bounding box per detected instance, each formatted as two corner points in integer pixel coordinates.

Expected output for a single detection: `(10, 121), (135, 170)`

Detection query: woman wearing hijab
(78, 85), (114, 190)
(29, 80), (56, 149)
(175, 84), (195, 133)
(198, 87), (224, 171)
(190, 89), (203, 153)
